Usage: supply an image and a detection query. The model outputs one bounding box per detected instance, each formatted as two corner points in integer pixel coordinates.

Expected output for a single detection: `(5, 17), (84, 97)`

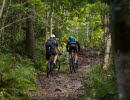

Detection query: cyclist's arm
(57, 47), (61, 53)
(55, 41), (62, 53)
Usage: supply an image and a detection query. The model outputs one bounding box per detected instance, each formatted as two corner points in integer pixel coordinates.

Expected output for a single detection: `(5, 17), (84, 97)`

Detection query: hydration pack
(45, 39), (54, 53)
(69, 42), (77, 49)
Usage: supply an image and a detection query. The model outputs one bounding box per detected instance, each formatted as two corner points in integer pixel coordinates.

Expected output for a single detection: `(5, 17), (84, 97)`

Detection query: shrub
(0, 53), (36, 100)
(84, 64), (118, 100)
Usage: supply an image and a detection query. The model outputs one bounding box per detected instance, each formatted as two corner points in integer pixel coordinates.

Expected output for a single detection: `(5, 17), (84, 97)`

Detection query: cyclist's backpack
(45, 39), (54, 53)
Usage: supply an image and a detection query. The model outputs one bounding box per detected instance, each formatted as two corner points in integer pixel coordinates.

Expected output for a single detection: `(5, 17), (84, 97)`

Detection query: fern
(0, 53), (36, 100)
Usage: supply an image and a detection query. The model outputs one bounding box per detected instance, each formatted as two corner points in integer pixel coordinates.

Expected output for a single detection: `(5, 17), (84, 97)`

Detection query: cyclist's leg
(69, 52), (71, 60)
(74, 52), (78, 63)
(54, 54), (58, 64)
(74, 47), (78, 63)
(69, 48), (73, 64)
(51, 50), (57, 64)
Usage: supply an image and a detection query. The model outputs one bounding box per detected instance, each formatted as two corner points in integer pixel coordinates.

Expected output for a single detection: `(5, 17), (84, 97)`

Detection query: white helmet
(50, 34), (56, 38)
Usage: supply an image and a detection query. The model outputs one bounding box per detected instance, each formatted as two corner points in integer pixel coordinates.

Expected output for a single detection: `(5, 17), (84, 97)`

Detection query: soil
(30, 48), (103, 100)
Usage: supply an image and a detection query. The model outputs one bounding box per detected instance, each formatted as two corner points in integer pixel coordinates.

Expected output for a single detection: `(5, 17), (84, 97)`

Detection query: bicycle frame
(71, 51), (75, 66)
(46, 54), (60, 77)
(70, 50), (78, 73)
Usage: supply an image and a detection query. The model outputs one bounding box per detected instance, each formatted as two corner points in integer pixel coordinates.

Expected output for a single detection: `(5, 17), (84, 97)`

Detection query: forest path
(30, 48), (103, 100)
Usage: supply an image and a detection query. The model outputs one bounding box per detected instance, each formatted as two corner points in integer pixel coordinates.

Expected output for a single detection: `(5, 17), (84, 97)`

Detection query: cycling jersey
(66, 41), (80, 52)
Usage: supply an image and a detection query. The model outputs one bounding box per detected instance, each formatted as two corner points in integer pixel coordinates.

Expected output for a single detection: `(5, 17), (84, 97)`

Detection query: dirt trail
(30, 48), (103, 100)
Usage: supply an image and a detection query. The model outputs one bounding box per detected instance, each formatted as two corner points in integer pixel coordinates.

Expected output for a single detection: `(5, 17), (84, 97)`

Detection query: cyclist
(45, 34), (62, 66)
(66, 36), (80, 64)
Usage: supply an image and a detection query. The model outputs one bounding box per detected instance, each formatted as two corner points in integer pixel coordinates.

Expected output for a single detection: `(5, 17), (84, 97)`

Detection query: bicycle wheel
(53, 60), (60, 75)
(71, 55), (78, 73)
(70, 55), (76, 73)
(75, 60), (78, 73)
(46, 60), (53, 77)
(46, 64), (49, 77)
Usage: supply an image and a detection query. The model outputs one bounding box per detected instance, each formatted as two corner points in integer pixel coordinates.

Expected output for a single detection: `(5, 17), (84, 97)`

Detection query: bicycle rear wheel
(46, 65), (49, 77)
(75, 60), (78, 73)
(70, 57), (76, 73)
(46, 60), (53, 77)
(53, 60), (60, 75)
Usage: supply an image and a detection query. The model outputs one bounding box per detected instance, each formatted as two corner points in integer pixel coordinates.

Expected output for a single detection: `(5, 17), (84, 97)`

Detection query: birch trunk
(84, 22), (89, 47)
(103, 33), (111, 69)
(103, 14), (111, 70)
(0, 0), (5, 19)
(50, 11), (53, 36)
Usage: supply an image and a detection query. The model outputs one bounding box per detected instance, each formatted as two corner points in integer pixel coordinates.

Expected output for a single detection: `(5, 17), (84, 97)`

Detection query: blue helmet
(69, 36), (76, 42)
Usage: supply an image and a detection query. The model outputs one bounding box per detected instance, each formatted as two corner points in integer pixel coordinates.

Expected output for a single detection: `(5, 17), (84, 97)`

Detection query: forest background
(0, 0), (130, 100)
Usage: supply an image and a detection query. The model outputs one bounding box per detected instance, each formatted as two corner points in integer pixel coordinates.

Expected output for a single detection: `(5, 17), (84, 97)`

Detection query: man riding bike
(45, 34), (62, 66)
(66, 36), (80, 64)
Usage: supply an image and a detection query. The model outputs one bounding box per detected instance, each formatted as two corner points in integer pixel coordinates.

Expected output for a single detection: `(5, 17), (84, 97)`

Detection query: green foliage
(34, 39), (46, 72)
(0, 53), (36, 100)
(84, 64), (118, 99)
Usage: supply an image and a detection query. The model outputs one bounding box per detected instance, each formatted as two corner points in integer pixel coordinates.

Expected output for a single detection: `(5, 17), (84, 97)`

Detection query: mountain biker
(66, 36), (80, 64)
(45, 34), (62, 66)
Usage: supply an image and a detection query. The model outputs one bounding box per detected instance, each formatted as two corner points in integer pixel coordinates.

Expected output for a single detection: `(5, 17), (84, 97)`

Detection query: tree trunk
(0, 0), (6, 43)
(104, 14), (108, 46)
(50, 11), (53, 36)
(103, 33), (111, 70)
(45, 11), (49, 41)
(111, 1), (130, 99)
(0, 0), (6, 19)
(84, 22), (89, 47)
(103, 14), (111, 70)
(26, 10), (35, 58)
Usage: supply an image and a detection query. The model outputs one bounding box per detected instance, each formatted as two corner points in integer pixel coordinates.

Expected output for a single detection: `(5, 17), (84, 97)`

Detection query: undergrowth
(84, 64), (118, 100)
(0, 53), (36, 100)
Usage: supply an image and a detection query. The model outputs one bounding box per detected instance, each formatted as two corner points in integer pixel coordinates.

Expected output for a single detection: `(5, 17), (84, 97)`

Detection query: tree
(26, 4), (35, 58)
(0, 0), (6, 19)
(103, 14), (111, 70)
(111, 0), (130, 99)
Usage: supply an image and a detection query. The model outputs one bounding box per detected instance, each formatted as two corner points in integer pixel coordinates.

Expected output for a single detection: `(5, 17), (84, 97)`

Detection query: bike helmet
(50, 34), (56, 38)
(69, 36), (76, 42)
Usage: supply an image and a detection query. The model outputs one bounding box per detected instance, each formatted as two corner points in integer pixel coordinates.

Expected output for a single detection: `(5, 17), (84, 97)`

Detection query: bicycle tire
(46, 59), (53, 77)
(71, 52), (79, 73)
(75, 60), (78, 73)
(69, 58), (73, 73)
(53, 60), (60, 75)
(70, 54), (76, 73)
(46, 65), (49, 77)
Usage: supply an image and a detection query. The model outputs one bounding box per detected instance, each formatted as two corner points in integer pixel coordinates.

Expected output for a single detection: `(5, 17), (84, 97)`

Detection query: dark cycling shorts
(69, 46), (78, 52)
(46, 49), (57, 60)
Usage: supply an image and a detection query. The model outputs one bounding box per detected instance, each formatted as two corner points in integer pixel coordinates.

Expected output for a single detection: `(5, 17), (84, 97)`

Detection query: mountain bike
(69, 51), (78, 73)
(46, 54), (61, 78)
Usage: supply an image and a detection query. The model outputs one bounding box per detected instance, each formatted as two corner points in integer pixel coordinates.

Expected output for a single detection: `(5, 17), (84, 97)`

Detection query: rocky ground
(30, 48), (103, 100)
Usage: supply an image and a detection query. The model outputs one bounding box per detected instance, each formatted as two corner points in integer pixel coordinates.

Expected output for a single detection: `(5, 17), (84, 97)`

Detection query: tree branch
(0, 17), (30, 31)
